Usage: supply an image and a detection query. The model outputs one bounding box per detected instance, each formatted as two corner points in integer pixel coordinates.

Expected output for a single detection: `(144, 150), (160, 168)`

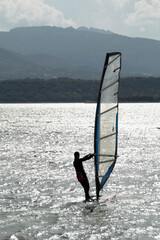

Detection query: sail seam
(96, 132), (117, 141)
(98, 154), (116, 157)
(99, 105), (118, 116)
(98, 159), (115, 164)
(101, 79), (118, 92)
(98, 175), (111, 178)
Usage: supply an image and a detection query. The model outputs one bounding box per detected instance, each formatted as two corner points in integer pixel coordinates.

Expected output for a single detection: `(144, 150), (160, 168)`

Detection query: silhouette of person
(73, 151), (94, 202)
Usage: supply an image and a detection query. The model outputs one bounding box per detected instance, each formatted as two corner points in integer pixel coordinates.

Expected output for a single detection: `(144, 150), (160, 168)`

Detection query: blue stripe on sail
(100, 162), (115, 188)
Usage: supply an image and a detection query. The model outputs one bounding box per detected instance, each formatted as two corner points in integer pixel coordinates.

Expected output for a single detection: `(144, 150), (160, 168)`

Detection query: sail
(94, 52), (121, 200)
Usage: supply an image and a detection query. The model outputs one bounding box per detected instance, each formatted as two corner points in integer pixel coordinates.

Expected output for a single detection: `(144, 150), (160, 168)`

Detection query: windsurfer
(73, 151), (94, 202)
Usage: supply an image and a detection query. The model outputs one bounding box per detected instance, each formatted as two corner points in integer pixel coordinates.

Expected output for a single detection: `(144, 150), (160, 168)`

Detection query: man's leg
(80, 179), (90, 201)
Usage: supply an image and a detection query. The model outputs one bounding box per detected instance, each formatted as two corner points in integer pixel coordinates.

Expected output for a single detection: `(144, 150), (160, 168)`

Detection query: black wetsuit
(73, 154), (94, 201)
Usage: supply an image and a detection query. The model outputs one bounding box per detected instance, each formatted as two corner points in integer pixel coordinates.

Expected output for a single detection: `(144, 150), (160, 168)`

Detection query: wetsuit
(73, 154), (94, 201)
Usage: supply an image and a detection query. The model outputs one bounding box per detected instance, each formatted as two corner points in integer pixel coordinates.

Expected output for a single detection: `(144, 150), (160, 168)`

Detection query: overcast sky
(0, 0), (159, 40)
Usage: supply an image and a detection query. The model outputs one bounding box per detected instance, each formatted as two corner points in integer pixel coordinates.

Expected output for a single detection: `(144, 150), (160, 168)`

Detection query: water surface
(0, 103), (160, 240)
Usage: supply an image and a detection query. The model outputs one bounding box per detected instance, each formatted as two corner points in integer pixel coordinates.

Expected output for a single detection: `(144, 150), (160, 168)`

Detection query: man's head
(74, 151), (80, 159)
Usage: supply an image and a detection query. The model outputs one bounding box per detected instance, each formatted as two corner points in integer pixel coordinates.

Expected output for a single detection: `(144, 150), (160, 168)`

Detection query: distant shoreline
(0, 77), (160, 103)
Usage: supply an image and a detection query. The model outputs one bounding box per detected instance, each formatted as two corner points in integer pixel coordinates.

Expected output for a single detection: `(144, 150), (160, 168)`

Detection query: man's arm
(81, 153), (94, 161)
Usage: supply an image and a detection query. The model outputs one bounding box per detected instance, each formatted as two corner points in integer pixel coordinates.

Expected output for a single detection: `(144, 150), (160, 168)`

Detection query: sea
(0, 103), (160, 240)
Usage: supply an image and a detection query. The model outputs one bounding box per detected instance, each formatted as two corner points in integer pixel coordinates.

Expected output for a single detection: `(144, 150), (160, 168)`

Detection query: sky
(0, 0), (159, 40)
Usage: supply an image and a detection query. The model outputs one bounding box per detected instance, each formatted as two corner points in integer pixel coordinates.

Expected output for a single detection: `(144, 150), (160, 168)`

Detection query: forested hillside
(0, 77), (160, 103)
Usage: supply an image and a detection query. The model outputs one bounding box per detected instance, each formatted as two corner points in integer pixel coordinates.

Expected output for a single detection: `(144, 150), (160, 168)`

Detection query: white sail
(94, 52), (121, 200)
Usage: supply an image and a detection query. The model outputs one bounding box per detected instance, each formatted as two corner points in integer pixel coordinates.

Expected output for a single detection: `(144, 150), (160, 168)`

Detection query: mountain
(0, 47), (64, 79)
(0, 26), (160, 79)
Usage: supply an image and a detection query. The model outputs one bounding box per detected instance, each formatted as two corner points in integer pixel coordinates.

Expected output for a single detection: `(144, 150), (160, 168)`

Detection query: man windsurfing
(73, 151), (94, 202)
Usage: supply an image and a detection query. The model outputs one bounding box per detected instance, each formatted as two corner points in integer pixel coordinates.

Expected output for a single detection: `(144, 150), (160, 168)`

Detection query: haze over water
(0, 103), (160, 240)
